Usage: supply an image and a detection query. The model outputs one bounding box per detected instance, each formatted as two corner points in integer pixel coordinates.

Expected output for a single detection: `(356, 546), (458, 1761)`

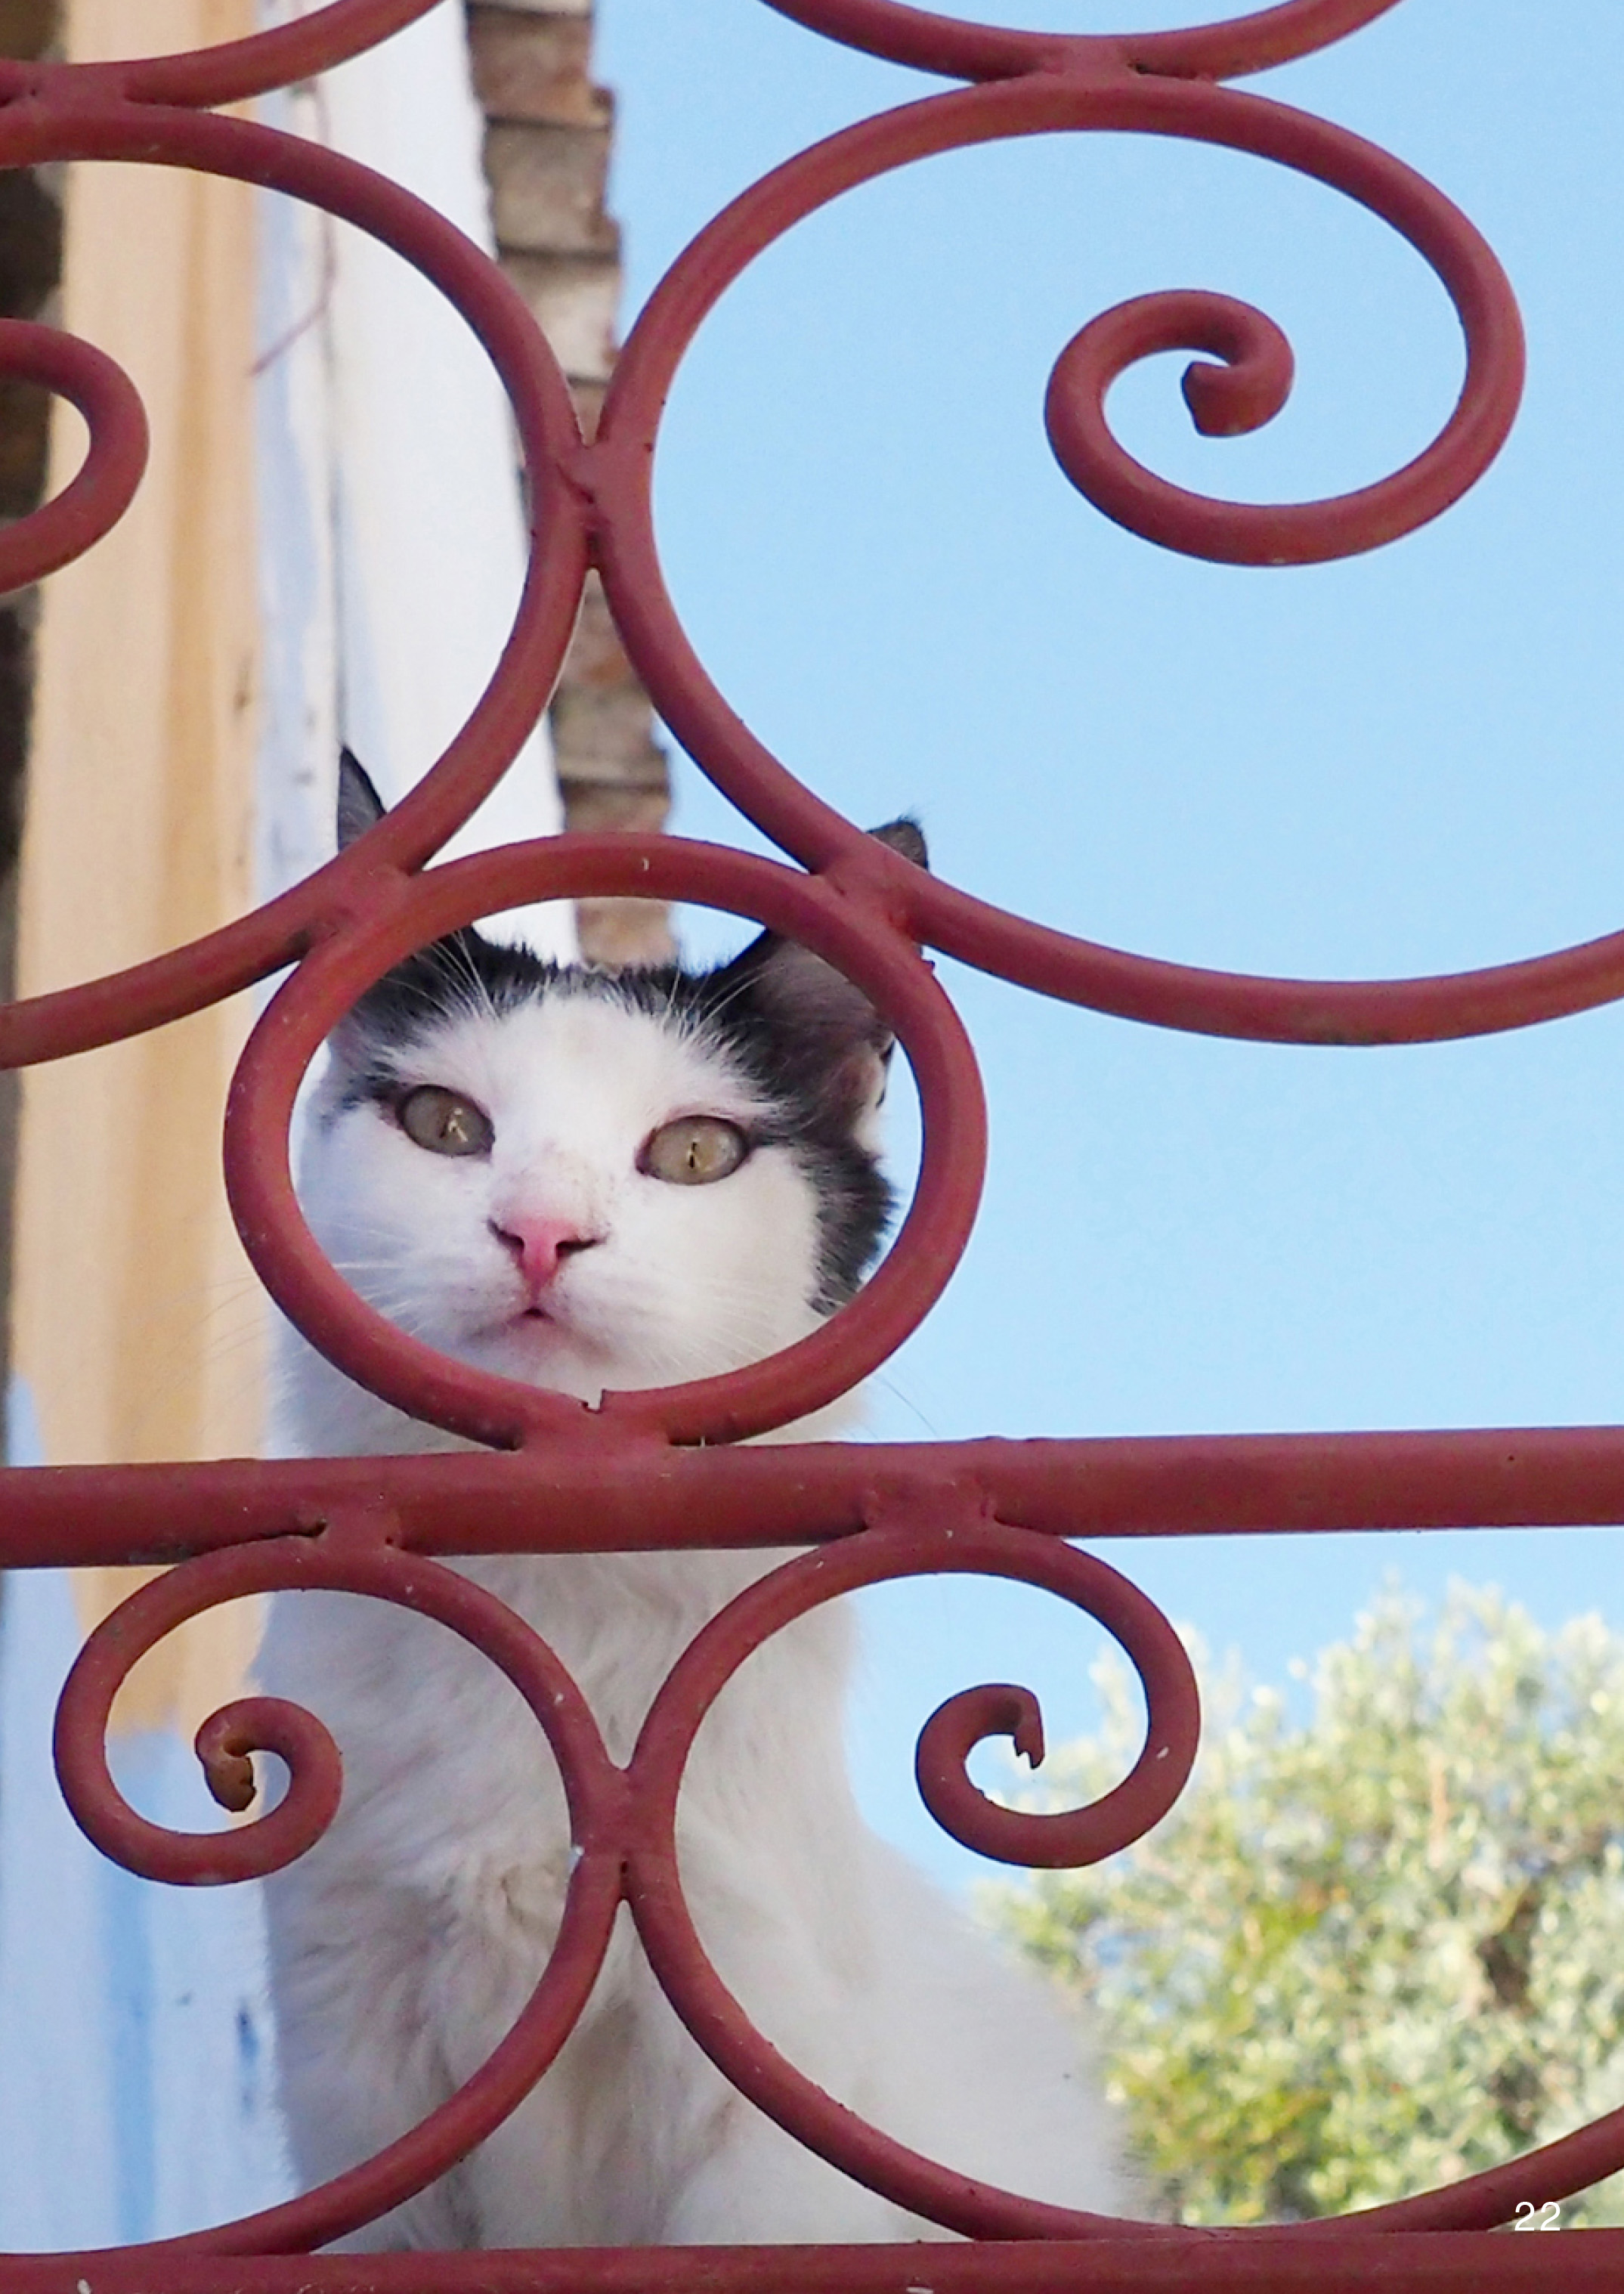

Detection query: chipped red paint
(0, 0), (1610, 2278)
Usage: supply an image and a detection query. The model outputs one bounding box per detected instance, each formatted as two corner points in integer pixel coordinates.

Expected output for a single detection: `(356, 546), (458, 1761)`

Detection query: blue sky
(593, 0), (1624, 1883)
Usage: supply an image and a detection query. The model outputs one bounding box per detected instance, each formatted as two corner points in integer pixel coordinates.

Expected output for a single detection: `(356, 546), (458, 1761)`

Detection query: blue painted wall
(0, 1385), (291, 2248)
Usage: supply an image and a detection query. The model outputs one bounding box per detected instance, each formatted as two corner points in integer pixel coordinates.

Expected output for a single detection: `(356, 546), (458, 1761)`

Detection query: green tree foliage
(989, 1586), (1624, 2226)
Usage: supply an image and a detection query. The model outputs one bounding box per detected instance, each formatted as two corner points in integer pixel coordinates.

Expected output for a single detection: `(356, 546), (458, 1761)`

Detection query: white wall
(257, 0), (577, 952)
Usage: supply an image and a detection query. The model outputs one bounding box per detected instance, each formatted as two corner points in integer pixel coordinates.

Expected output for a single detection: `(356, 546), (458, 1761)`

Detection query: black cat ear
(869, 816), (927, 871)
(328, 746), (509, 1065)
(336, 747), (388, 851)
(710, 819), (929, 1123)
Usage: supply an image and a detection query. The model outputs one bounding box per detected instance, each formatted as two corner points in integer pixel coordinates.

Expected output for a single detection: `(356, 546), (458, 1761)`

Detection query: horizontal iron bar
(2, 1429), (1624, 1570)
(2, 2234), (1620, 2293)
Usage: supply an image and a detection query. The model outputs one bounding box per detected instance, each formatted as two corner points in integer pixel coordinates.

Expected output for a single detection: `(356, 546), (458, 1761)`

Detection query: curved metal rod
(0, 320), (149, 590)
(52, 1525), (628, 2257)
(624, 1507), (1624, 2237)
(754, 0), (1409, 85)
(2, 0), (1609, 2257)
(0, 97), (586, 1070)
(914, 1519), (1199, 1867)
(224, 835), (985, 1450)
(1044, 274), (1505, 563)
(586, 73), (1594, 1046)
(42, 1478), (1624, 2247)
(622, 1512), (1193, 2238)
(0, 0), (444, 110)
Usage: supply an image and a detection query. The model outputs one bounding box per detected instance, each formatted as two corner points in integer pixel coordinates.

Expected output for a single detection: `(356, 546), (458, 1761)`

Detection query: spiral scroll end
(200, 1734), (260, 1807)
(196, 1713), (258, 1814)
(1181, 348), (1291, 440)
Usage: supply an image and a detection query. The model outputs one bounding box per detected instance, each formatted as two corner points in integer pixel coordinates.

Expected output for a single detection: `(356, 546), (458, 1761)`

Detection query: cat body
(260, 760), (1128, 2246)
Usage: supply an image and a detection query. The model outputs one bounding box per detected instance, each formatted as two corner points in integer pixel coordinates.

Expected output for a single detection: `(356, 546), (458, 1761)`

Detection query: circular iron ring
(224, 834), (986, 1450)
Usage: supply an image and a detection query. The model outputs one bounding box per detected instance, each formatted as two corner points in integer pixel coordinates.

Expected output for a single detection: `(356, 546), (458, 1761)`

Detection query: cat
(258, 751), (1131, 2248)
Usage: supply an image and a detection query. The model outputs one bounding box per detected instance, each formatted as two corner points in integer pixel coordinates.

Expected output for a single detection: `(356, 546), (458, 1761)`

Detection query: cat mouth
(497, 1300), (577, 1343)
(469, 1307), (578, 1367)
(462, 1302), (563, 1346)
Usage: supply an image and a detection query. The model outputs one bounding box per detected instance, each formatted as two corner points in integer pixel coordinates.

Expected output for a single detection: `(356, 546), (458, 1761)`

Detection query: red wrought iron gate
(0, 0), (1620, 2283)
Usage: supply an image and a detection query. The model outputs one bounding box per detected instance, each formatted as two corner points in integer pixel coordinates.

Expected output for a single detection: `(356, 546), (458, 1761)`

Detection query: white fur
(261, 986), (1131, 2246)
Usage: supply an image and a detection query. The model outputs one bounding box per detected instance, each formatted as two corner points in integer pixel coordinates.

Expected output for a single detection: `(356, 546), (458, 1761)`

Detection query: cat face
(305, 977), (846, 1404)
(293, 756), (925, 1420)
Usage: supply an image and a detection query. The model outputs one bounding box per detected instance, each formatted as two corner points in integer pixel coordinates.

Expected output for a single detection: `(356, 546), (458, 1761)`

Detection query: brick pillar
(467, 0), (675, 968)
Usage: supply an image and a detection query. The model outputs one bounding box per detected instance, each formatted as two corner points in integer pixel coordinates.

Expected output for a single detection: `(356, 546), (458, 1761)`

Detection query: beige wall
(10, 0), (263, 1729)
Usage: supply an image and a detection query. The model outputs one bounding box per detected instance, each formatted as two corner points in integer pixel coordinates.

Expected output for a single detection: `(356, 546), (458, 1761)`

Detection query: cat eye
(641, 1116), (749, 1187)
(396, 1085), (494, 1158)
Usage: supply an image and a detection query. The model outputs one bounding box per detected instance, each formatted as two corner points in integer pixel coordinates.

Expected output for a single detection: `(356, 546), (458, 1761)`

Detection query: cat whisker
(868, 1373), (941, 1439)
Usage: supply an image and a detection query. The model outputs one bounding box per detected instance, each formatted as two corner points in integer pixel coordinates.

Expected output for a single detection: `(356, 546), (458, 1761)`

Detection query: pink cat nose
(489, 1216), (600, 1294)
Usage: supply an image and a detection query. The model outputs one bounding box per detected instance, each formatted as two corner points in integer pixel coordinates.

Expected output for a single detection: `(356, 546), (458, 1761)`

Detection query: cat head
(290, 753), (926, 1435)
